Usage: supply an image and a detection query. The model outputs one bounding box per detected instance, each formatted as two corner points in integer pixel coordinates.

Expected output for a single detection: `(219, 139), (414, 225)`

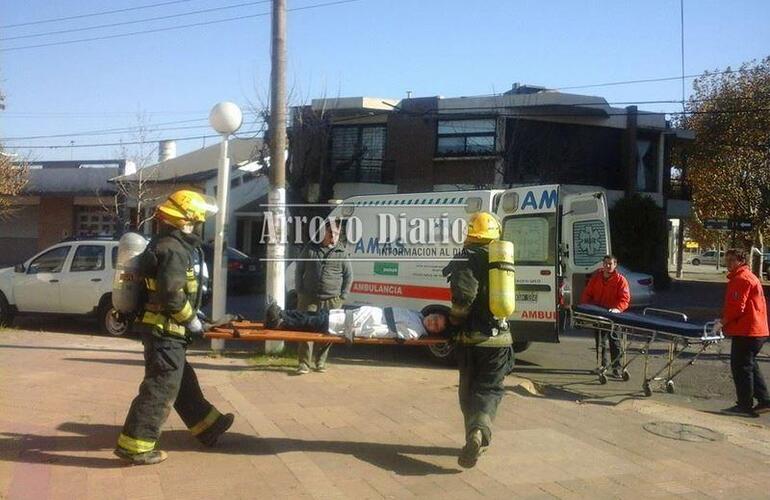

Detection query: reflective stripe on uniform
(145, 278), (158, 291)
(171, 301), (194, 323)
(140, 311), (187, 337)
(185, 269), (198, 294)
(117, 433), (155, 454)
(189, 407), (222, 436)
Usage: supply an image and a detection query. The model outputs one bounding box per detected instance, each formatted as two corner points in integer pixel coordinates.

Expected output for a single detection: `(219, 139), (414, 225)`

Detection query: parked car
(202, 244), (262, 294)
(618, 265), (655, 308)
(762, 253), (770, 280)
(689, 250), (726, 266)
(0, 238), (130, 336)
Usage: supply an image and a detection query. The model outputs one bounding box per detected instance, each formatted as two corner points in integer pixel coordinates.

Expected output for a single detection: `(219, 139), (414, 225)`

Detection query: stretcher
(204, 321), (450, 346)
(571, 304), (723, 396)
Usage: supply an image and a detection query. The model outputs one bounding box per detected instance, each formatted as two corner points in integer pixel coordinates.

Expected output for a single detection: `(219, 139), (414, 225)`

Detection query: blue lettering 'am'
(521, 189), (558, 210)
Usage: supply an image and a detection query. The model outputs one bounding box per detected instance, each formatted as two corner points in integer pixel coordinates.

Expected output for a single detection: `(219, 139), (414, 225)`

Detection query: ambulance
(287, 184), (611, 362)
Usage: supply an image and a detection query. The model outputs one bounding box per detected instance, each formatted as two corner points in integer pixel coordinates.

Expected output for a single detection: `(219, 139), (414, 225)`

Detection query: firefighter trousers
(457, 344), (514, 447)
(117, 333), (224, 455)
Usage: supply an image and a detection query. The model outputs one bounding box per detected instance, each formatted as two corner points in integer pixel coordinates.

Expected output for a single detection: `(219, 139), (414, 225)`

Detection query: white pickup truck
(0, 238), (130, 336)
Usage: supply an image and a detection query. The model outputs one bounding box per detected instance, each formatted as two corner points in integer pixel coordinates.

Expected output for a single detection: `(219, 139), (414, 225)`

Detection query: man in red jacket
(719, 248), (770, 418)
(580, 255), (631, 378)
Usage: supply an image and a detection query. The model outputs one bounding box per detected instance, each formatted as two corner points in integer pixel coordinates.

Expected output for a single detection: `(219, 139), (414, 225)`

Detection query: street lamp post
(209, 101), (243, 351)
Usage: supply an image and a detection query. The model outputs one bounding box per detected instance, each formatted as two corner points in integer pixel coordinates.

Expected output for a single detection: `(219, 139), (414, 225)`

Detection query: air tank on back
(112, 232), (149, 315)
(488, 239), (516, 329)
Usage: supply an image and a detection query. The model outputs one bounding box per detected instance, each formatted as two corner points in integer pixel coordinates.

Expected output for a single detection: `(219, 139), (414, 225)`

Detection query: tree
(0, 146), (28, 218)
(678, 57), (770, 271)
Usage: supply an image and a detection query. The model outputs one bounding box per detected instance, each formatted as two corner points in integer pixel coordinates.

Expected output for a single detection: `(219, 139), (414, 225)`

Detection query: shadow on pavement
(0, 422), (461, 476)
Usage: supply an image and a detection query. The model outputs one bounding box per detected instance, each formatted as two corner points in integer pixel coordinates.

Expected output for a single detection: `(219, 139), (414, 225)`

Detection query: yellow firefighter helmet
(465, 211), (501, 243)
(157, 190), (218, 227)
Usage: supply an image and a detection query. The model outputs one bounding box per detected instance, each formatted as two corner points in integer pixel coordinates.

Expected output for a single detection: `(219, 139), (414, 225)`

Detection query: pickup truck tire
(0, 293), (14, 327)
(98, 296), (131, 336)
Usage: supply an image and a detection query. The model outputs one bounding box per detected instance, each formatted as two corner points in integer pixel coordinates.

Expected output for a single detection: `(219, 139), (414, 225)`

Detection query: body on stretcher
(571, 304), (723, 396)
(205, 321), (450, 346)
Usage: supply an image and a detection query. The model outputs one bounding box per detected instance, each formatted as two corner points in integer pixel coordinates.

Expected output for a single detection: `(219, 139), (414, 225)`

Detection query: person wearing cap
(115, 190), (234, 465)
(442, 212), (514, 469)
(294, 220), (352, 374)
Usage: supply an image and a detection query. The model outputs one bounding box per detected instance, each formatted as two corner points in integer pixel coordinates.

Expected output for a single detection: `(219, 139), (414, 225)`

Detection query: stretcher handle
(642, 307), (688, 322)
(703, 320), (724, 339)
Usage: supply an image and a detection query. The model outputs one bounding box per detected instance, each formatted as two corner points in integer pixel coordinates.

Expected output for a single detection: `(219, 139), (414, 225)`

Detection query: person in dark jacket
(718, 248), (770, 418)
(443, 212), (513, 469)
(294, 220), (352, 374)
(115, 190), (234, 465)
(580, 255), (631, 378)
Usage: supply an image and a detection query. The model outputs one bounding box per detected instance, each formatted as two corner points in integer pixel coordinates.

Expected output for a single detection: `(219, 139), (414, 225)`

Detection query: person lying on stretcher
(264, 303), (450, 342)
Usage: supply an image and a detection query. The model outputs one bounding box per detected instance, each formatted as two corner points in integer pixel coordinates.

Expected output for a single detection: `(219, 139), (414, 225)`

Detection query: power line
(1, 0), (194, 29)
(1, 0), (365, 52)
(1, 0), (272, 42)
(553, 69), (738, 91)
(7, 130), (263, 149)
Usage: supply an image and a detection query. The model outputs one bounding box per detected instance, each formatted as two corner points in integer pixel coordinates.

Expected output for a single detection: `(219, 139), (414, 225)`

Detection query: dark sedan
(202, 244), (263, 294)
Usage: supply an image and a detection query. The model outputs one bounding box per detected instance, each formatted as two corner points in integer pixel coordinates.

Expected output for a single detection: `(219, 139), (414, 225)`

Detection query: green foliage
(609, 194), (670, 289)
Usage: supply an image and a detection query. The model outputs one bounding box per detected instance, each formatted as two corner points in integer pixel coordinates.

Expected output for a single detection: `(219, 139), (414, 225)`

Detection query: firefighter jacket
(580, 270), (630, 312)
(139, 228), (205, 341)
(443, 243), (512, 346)
(722, 264), (769, 337)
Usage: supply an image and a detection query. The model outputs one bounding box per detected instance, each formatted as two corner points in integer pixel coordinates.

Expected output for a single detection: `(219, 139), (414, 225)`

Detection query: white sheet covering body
(327, 306), (426, 339)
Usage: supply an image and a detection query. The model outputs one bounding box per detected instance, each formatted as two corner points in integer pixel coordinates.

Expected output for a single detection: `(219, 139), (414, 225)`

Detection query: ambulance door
(497, 186), (560, 343)
(561, 191), (611, 308)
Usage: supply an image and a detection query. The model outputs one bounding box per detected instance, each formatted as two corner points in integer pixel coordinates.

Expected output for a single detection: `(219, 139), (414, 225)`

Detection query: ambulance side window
(502, 215), (556, 265)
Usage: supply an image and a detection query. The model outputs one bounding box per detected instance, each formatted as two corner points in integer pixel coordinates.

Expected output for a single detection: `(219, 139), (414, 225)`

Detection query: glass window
(28, 246), (70, 274)
(330, 125), (387, 182)
(572, 220), (608, 267)
(112, 246), (118, 269)
(70, 245), (105, 272)
(502, 215), (556, 265)
(436, 118), (496, 157)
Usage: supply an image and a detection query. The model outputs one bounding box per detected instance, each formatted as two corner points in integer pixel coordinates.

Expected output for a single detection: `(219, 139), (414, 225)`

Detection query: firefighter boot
(457, 428), (483, 468)
(114, 448), (168, 466)
(198, 413), (235, 447)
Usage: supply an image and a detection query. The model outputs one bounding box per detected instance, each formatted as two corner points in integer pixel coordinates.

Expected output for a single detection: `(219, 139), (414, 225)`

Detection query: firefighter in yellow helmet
(442, 211), (514, 468)
(115, 190), (234, 465)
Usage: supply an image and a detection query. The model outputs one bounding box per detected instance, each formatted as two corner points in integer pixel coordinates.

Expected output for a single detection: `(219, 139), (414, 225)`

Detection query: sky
(1, 0), (769, 162)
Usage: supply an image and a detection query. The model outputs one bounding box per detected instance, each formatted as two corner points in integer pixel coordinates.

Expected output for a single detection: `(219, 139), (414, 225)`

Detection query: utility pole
(265, 0), (287, 353)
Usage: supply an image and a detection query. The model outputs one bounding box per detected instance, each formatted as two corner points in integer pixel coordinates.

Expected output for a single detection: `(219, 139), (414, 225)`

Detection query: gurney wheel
(598, 373), (608, 385)
(665, 380), (675, 394)
(622, 370), (630, 382)
(643, 382), (652, 397)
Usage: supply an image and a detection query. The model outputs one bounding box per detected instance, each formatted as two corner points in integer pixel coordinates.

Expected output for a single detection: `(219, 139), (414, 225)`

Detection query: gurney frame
(205, 321), (449, 346)
(571, 308), (723, 396)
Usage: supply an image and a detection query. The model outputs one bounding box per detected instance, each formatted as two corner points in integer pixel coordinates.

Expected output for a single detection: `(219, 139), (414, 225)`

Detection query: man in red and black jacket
(580, 254), (631, 378)
(718, 248), (769, 418)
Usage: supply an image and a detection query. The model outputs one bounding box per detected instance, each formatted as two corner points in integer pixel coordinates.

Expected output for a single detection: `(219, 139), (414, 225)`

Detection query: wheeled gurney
(571, 304), (723, 396)
(204, 321), (449, 346)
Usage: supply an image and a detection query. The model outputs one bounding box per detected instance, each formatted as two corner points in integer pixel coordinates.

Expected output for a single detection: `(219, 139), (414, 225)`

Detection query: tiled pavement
(2, 329), (770, 499)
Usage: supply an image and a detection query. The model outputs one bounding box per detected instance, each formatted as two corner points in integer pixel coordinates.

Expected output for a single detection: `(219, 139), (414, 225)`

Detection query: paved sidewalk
(2, 330), (770, 499)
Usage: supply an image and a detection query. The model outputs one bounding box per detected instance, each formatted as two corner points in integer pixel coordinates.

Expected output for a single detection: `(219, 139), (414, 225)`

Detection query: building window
(76, 206), (116, 237)
(331, 125), (387, 182)
(436, 119), (496, 157)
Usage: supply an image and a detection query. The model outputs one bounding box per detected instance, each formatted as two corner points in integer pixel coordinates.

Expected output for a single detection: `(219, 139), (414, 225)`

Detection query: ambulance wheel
(427, 343), (456, 366)
(0, 293), (14, 327)
(643, 382), (653, 397)
(598, 373), (608, 385)
(98, 296), (130, 336)
(512, 341), (531, 353)
(665, 380), (675, 394)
